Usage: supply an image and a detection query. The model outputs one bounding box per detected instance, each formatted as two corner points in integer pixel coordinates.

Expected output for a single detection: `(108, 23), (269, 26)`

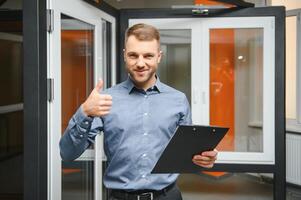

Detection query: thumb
(94, 79), (103, 92)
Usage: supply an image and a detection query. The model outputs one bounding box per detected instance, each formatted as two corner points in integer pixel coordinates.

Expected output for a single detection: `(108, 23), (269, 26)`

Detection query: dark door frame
(21, 1), (285, 200)
(22, 0), (119, 200)
(117, 6), (286, 200)
(23, 0), (48, 200)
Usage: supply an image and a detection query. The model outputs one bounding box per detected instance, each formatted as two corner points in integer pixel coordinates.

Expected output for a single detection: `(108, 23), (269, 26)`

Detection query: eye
(127, 53), (138, 59)
(144, 54), (154, 59)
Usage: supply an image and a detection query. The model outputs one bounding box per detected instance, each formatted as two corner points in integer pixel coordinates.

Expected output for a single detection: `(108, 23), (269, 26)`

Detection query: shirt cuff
(74, 105), (94, 130)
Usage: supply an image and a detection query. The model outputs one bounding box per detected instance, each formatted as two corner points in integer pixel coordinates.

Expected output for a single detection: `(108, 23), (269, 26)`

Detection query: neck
(131, 75), (157, 91)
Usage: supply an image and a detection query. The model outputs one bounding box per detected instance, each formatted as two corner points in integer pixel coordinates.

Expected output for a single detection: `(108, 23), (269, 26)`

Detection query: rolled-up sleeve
(59, 105), (103, 161)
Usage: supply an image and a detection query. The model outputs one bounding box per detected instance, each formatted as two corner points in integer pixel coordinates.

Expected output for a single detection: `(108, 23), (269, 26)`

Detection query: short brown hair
(125, 23), (160, 45)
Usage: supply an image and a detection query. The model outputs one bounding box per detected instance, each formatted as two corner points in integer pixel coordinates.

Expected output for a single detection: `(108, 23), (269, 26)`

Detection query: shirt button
(142, 153), (147, 157)
(144, 95), (147, 98)
(84, 121), (89, 125)
(143, 132), (148, 136)
(144, 113), (148, 116)
(79, 134), (83, 138)
(142, 175), (146, 178)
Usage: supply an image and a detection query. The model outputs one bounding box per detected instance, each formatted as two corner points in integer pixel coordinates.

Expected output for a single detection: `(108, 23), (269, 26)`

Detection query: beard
(127, 68), (156, 88)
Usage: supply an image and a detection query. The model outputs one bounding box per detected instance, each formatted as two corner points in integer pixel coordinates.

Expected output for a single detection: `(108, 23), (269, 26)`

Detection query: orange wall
(194, 0), (234, 7)
(203, 29), (235, 177)
(61, 30), (93, 132)
(210, 29), (235, 152)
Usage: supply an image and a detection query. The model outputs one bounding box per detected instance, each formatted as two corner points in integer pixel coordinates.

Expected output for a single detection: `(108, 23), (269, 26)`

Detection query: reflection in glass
(61, 14), (94, 133)
(285, 16), (297, 119)
(62, 161), (94, 200)
(178, 173), (273, 200)
(61, 14), (94, 200)
(0, 20), (23, 199)
(158, 29), (191, 104)
(210, 28), (263, 152)
(0, 34), (23, 106)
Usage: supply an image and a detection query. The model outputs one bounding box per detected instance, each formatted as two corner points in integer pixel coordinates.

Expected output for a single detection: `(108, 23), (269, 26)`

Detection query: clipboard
(151, 125), (229, 173)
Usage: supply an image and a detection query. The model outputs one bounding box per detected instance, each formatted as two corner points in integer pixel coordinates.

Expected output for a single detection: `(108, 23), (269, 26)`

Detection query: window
(130, 16), (275, 164)
(286, 9), (301, 132)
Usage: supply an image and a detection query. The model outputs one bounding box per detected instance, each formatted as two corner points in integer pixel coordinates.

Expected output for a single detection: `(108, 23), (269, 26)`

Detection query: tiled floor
(61, 171), (301, 200)
(178, 173), (301, 200)
(2, 155), (301, 200)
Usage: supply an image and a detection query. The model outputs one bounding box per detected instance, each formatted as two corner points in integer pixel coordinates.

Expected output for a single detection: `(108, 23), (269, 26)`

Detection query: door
(0, 10), (23, 200)
(129, 15), (275, 165)
(47, 0), (116, 200)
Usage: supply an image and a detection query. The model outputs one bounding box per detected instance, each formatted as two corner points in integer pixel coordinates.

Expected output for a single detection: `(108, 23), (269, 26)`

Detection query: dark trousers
(109, 184), (183, 200)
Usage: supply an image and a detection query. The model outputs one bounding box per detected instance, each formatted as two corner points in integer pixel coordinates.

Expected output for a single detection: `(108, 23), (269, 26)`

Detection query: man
(60, 23), (217, 200)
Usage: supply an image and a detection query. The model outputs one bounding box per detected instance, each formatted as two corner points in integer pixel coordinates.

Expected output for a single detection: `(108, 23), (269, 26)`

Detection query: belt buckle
(137, 192), (153, 200)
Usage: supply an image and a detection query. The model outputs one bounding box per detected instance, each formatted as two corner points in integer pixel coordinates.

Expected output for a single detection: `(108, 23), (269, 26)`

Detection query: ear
(123, 49), (126, 62)
(157, 50), (163, 63)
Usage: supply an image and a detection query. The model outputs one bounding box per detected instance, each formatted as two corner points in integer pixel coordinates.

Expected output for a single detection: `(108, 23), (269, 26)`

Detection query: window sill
(248, 121), (263, 128)
(286, 119), (301, 134)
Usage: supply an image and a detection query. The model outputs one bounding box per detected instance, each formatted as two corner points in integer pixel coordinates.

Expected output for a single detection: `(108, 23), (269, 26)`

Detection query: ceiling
(103, 0), (267, 9)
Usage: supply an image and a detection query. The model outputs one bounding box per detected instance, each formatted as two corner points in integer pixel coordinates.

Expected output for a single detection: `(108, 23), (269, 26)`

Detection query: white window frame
(202, 17), (275, 164)
(129, 17), (275, 165)
(286, 9), (301, 133)
(47, 0), (116, 200)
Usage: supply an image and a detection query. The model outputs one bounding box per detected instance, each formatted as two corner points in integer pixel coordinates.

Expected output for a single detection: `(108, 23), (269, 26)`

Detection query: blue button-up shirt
(59, 77), (192, 190)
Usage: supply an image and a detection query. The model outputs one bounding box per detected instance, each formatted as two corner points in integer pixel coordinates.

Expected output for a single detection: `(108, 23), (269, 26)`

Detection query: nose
(136, 55), (145, 68)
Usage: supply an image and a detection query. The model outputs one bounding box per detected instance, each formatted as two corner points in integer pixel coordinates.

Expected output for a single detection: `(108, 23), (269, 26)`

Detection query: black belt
(110, 182), (176, 200)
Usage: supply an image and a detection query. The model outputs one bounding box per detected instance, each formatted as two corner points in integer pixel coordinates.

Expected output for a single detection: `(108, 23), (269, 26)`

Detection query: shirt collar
(123, 75), (165, 94)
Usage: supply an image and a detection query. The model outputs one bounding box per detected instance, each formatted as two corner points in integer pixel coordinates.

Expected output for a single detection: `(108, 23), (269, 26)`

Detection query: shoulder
(102, 81), (128, 95)
(159, 82), (189, 106)
(160, 82), (187, 100)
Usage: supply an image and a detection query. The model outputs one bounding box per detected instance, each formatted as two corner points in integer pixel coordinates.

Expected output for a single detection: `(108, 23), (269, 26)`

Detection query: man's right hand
(81, 79), (112, 117)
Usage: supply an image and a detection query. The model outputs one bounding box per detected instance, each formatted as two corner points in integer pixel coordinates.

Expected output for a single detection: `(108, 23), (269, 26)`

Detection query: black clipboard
(151, 125), (229, 173)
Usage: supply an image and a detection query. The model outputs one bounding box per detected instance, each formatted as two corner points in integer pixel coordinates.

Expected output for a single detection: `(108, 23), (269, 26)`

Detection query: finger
(104, 95), (113, 101)
(193, 159), (215, 165)
(192, 160), (214, 168)
(98, 106), (111, 112)
(100, 94), (112, 101)
(199, 164), (214, 169)
(98, 110), (110, 116)
(193, 155), (216, 162)
(201, 150), (218, 157)
(99, 101), (113, 106)
(94, 79), (103, 92)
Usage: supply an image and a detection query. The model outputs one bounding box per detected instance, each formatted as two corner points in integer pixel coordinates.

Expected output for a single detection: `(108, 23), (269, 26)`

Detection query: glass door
(201, 17), (275, 164)
(0, 10), (23, 200)
(129, 18), (200, 118)
(129, 16), (275, 165)
(47, 0), (116, 200)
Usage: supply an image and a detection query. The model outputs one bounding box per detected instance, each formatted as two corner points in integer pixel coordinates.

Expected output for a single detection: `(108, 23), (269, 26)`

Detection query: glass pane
(285, 16), (297, 120)
(0, 13), (23, 199)
(158, 29), (191, 104)
(62, 161), (94, 200)
(178, 173), (273, 200)
(0, 111), (23, 199)
(61, 14), (94, 200)
(102, 19), (113, 88)
(61, 14), (94, 133)
(0, 33), (23, 106)
(210, 28), (263, 152)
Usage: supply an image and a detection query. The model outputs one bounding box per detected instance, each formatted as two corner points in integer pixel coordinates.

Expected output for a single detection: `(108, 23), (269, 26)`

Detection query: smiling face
(124, 35), (162, 90)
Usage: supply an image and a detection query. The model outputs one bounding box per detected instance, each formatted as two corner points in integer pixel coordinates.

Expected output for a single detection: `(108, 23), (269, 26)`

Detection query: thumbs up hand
(82, 79), (112, 117)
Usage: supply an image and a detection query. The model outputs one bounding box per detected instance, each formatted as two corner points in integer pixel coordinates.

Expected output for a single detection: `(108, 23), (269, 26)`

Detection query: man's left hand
(192, 149), (218, 168)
